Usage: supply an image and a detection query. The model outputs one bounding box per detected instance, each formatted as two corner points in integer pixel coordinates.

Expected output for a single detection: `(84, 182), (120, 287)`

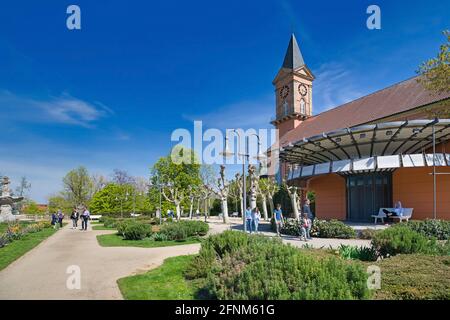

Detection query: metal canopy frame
(280, 119), (450, 165)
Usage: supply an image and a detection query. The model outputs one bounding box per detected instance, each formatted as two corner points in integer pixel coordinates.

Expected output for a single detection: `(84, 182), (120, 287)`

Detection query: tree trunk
(262, 196), (268, 221)
(268, 196), (274, 219)
(189, 201), (193, 219)
(290, 195), (299, 219)
(175, 203), (181, 221)
(221, 199), (229, 223)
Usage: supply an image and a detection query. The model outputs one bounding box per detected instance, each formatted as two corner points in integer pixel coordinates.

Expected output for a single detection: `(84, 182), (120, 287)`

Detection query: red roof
(280, 76), (450, 146)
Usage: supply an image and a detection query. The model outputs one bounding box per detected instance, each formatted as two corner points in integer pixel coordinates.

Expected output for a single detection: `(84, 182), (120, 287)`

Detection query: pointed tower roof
(281, 33), (305, 70)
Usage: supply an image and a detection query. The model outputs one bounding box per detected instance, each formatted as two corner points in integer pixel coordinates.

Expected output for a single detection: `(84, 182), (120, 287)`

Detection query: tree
(22, 201), (46, 215)
(112, 169), (135, 185)
(150, 146), (202, 220)
(259, 177), (279, 219)
(48, 195), (72, 214)
(15, 176), (31, 197)
(207, 165), (230, 223)
(62, 166), (93, 206)
(417, 30), (450, 95)
(89, 183), (152, 215)
(91, 174), (109, 194)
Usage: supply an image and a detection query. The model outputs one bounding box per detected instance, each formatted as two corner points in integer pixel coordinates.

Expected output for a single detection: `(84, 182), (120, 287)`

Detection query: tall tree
(259, 178), (279, 219)
(15, 176), (31, 197)
(62, 166), (93, 206)
(207, 165), (230, 223)
(112, 169), (135, 185)
(91, 174), (109, 194)
(150, 146), (202, 219)
(417, 30), (450, 95)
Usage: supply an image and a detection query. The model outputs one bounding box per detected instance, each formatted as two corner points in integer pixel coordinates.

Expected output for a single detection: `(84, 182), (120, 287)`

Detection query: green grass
(96, 233), (201, 248)
(0, 227), (57, 271)
(118, 255), (204, 300)
(92, 224), (116, 230)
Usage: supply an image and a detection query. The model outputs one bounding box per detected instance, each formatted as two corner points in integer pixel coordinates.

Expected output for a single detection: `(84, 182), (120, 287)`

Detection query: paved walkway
(204, 217), (372, 249)
(0, 224), (200, 300)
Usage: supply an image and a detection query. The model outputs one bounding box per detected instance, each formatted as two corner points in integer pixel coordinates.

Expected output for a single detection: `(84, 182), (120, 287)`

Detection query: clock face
(279, 85), (289, 99)
(298, 84), (308, 96)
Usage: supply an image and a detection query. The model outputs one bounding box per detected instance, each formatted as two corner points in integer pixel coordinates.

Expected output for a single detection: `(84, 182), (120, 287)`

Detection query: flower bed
(0, 221), (52, 248)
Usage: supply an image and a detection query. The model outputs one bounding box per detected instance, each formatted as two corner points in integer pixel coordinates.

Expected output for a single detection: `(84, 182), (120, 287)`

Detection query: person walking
(303, 199), (314, 224)
(245, 206), (253, 233)
(57, 210), (64, 228)
(81, 207), (90, 231)
(274, 204), (284, 237)
(253, 207), (261, 233)
(299, 213), (312, 241)
(70, 208), (79, 229)
(51, 212), (58, 229)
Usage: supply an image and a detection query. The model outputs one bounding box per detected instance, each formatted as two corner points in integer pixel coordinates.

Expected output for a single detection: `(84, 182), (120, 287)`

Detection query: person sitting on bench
(383, 201), (403, 222)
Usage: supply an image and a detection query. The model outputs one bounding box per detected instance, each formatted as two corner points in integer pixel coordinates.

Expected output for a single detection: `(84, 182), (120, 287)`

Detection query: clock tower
(271, 34), (315, 137)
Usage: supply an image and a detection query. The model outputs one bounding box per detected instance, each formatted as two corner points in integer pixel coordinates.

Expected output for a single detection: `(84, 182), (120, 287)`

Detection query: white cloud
(313, 62), (368, 113)
(0, 90), (113, 127)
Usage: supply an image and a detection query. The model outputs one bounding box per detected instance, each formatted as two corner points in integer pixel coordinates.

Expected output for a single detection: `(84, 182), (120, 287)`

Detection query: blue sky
(0, 0), (448, 202)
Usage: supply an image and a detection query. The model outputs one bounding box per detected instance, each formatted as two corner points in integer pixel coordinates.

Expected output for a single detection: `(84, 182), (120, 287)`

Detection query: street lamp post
(150, 174), (167, 225)
(221, 131), (266, 232)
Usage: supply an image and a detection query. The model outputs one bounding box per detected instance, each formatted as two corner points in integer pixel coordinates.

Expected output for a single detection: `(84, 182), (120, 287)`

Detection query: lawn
(92, 224), (116, 230)
(118, 255), (205, 300)
(96, 233), (201, 248)
(0, 227), (57, 271)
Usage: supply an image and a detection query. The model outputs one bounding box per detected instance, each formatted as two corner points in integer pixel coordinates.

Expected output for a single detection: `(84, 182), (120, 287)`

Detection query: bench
(390, 208), (413, 222)
(371, 208), (413, 224)
(90, 215), (102, 221)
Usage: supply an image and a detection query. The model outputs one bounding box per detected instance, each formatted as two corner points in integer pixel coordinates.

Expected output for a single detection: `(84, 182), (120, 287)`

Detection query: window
(283, 100), (289, 116)
(300, 99), (306, 114)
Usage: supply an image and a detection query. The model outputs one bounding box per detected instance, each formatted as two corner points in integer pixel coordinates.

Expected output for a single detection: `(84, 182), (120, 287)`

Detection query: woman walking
(70, 208), (79, 229)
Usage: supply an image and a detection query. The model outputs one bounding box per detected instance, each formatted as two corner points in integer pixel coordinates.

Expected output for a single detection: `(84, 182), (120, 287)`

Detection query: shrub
(405, 219), (450, 240)
(121, 222), (152, 240)
(338, 245), (378, 261)
(371, 225), (438, 258)
(101, 217), (118, 228)
(190, 231), (370, 300)
(311, 219), (356, 239)
(358, 228), (380, 240)
(160, 220), (209, 241)
(151, 233), (169, 242)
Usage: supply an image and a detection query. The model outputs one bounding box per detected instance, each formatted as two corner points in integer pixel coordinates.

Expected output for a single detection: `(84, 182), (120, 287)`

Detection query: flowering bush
(0, 220), (53, 248)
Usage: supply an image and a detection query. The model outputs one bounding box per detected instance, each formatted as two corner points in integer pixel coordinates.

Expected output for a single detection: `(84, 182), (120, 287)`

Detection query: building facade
(273, 34), (450, 221)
